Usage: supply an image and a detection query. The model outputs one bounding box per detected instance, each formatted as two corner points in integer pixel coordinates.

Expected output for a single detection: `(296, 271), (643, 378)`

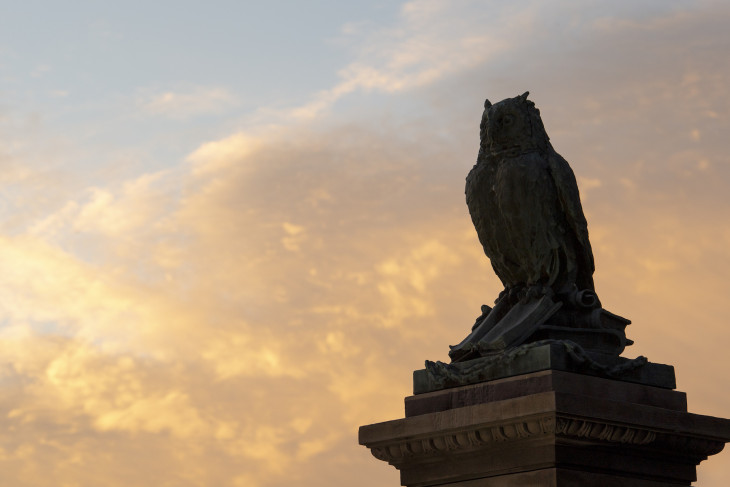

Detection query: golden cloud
(1, 2), (730, 486)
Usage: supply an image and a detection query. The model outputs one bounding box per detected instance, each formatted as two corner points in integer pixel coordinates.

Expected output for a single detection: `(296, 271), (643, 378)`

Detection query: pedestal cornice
(359, 370), (730, 486)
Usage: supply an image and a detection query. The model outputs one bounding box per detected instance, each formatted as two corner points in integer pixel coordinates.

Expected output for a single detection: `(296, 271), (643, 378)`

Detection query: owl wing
(547, 150), (595, 291)
(465, 156), (509, 287)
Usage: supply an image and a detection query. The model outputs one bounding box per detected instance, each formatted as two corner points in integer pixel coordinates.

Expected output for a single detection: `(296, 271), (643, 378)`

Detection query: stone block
(359, 369), (730, 486)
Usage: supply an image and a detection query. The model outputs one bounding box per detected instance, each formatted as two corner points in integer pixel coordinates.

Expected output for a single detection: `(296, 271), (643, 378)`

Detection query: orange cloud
(1, 2), (729, 486)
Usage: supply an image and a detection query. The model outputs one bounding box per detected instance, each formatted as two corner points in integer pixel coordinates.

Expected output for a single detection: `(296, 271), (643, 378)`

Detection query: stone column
(359, 344), (730, 486)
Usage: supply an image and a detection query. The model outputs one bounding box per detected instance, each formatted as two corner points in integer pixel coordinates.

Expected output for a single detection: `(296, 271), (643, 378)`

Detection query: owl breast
(467, 151), (571, 290)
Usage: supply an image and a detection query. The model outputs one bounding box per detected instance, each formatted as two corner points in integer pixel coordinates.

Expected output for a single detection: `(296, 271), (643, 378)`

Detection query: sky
(0, 1), (729, 486)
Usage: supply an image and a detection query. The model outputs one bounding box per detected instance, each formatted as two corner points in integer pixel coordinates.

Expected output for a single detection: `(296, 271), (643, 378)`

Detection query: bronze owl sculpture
(467, 91), (594, 299)
(449, 92), (630, 363)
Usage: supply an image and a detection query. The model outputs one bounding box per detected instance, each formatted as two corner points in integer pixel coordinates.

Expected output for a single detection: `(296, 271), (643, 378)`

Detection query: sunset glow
(1, 2), (729, 486)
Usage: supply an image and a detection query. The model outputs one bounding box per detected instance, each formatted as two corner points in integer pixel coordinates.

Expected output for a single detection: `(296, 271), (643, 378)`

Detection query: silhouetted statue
(450, 93), (630, 363)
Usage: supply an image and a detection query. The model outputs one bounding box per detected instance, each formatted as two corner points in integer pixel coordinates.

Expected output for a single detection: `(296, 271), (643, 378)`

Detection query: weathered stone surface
(359, 370), (730, 486)
(436, 469), (684, 487)
(406, 370), (686, 417)
(415, 341), (675, 394)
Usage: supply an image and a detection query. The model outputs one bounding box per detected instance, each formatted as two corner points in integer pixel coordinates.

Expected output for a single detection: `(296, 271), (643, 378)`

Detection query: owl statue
(449, 92), (629, 363)
(468, 91), (594, 299)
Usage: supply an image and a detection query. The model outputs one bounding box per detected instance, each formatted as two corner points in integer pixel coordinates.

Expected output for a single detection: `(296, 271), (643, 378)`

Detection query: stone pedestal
(359, 345), (730, 486)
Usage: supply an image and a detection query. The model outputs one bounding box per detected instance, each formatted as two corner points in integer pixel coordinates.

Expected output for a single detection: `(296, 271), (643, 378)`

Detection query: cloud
(290, 0), (526, 120)
(0, 112), (498, 485)
(138, 87), (238, 119)
(2, 1), (730, 486)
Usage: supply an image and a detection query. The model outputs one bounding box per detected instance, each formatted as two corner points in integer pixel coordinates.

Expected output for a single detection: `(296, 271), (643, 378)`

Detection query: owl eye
(502, 115), (514, 126)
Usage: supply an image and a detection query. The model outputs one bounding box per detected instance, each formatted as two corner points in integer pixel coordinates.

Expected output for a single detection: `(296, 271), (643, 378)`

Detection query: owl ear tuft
(484, 99), (492, 109)
(520, 91), (530, 101)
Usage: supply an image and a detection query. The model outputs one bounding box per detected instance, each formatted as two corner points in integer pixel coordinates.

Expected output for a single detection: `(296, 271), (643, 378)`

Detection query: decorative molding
(365, 409), (730, 471)
(555, 417), (655, 445)
(367, 415), (667, 465)
(427, 340), (648, 392)
(370, 414), (555, 464)
(653, 433), (726, 459)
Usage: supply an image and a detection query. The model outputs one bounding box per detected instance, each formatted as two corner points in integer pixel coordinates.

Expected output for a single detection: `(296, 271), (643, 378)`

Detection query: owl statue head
(479, 92), (550, 155)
